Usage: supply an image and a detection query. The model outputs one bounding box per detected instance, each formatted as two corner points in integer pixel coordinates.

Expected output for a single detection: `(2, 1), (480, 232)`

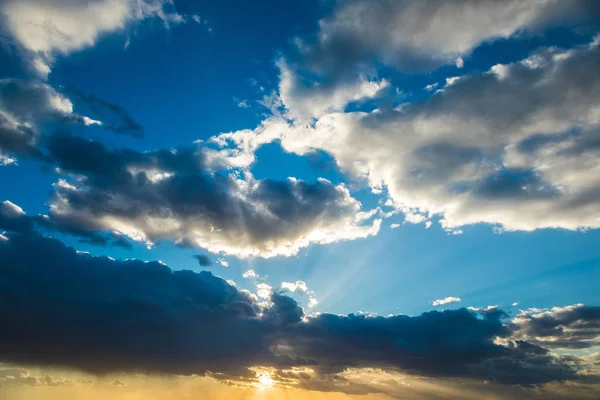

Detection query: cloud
(0, 79), (143, 165)
(0, 78), (73, 160)
(242, 270), (258, 279)
(193, 254), (212, 266)
(0, 230), (593, 389)
(0, 0), (186, 78)
(39, 132), (380, 258)
(297, 0), (598, 76)
(512, 304), (600, 349)
(228, 39), (600, 233)
(277, 58), (389, 120)
(280, 281), (309, 294)
(66, 88), (144, 137)
(217, 258), (229, 267)
(433, 297), (462, 307)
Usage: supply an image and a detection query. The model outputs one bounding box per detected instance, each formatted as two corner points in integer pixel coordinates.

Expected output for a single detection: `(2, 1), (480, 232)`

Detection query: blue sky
(1, 0), (597, 317)
(1, 1), (600, 398)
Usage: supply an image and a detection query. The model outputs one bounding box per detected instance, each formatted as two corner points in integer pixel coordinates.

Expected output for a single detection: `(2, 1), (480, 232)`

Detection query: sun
(257, 371), (274, 389)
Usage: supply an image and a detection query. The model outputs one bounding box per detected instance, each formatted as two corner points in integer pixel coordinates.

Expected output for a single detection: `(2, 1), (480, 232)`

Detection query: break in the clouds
(0, 230), (597, 393)
(221, 38), (600, 233)
(0, 0), (186, 78)
(27, 133), (380, 257)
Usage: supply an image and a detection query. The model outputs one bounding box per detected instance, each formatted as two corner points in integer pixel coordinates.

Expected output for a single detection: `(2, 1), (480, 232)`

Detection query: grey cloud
(512, 305), (600, 350)
(40, 132), (379, 258)
(193, 254), (212, 266)
(66, 88), (144, 137)
(0, 79), (143, 164)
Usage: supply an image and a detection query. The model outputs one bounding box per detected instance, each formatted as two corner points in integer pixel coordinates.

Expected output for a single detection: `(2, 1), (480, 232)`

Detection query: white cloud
(304, 0), (595, 74)
(424, 83), (438, 91)
(433, 297), (461, 307)
(455, 57), (464, 69)
(390, 223), (400, 229)
(233, 97), (249, 108)
(217, 258), (229, 267)
(242, 270), (258, 279)
(280, 281), (309, 294)
(1, 200), (25, 217)
(278, 58), (389, 121)
(256, 283), (272, 299)
(512, 302), (520, 307)
(0, 0), (186, 78)
(222, 39), (600, 234)
(0, 155), (17, 167)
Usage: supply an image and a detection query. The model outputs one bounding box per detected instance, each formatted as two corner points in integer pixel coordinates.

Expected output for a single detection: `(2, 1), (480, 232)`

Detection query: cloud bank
(0, 230), (597, 393)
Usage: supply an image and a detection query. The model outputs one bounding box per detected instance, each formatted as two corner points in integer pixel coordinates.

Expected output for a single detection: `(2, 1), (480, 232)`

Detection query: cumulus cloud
(0, 230), (595, 391)
(242, 270), (258, 279)
(280, 281), (309, 294)
(0, 0), (186, 78)
(38, 132), (380, 258)
(298, 0), (598, 75)
(277, 58), (389, 121)
(224, 39), (600, 233)
(433, 297), (462, 307)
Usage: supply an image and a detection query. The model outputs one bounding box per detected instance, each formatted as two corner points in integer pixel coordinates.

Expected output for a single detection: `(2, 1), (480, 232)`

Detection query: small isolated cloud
(390, 223), (400, 229)
(217, 258), (229, 267)
(455, 56), (464, 68)
(242, 269), (258, 279)
(193, 254), (212, 267)
(233, 97), (250, 108)
(512, 302), (520, 307)
(433, 297), (462, 307)
(424, 82), (438, 91)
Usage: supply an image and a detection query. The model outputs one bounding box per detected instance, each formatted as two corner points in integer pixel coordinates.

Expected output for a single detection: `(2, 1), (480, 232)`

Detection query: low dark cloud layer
(0, 230), (596, 390)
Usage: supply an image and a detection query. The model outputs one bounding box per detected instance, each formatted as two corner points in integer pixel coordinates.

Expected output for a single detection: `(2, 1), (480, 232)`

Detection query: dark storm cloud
(0, 230), (592, 387)
(0, 231), (273, 376)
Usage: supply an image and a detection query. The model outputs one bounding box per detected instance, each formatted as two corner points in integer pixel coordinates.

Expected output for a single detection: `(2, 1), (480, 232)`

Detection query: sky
(0, 0), (600, 399)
